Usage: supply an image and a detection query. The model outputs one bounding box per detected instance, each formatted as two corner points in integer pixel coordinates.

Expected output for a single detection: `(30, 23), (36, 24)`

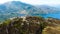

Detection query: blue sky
(0, 0), (60, 5)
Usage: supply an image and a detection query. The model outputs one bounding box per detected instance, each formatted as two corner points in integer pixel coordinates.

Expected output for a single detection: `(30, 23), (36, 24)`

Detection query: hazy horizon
(0, 0), (60, 6)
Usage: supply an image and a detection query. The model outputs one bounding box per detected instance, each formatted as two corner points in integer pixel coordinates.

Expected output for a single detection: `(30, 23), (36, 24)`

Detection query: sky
(0, 0), (60, 5)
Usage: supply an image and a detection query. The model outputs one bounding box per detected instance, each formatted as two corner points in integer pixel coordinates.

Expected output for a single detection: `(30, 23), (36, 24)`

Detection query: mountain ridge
(0, 1), (60, 21)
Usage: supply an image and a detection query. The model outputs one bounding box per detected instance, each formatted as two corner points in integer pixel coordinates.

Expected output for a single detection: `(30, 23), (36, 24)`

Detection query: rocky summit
(0, 16), (60, 34)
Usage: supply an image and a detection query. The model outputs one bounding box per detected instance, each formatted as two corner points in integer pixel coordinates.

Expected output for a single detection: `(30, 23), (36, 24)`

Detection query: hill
(0, 16), (60, 34)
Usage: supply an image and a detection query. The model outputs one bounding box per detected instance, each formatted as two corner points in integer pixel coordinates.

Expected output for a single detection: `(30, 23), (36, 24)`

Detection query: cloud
(0, 0), (60, 5)
(19, 0), (60, 5)
(0, 0), (12, 4)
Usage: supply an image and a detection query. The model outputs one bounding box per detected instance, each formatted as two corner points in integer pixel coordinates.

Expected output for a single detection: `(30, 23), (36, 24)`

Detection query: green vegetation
(0, 16), (60, 34)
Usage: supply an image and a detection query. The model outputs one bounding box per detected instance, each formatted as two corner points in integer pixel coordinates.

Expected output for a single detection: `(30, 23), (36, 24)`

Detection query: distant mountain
(0, 1), (60, 21)
(53, 5), (60, 9)
(0, 1), (39, 21)
(35, 5), (60, 14)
